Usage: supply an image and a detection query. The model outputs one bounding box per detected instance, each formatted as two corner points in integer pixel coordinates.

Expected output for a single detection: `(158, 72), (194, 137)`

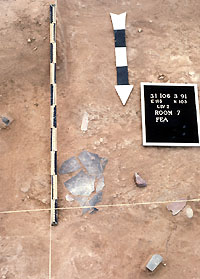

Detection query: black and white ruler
(50, 4), (58, 226)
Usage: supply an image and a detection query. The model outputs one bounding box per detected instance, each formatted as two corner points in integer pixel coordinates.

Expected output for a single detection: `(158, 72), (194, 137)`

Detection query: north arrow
(110, 12), (133, 106)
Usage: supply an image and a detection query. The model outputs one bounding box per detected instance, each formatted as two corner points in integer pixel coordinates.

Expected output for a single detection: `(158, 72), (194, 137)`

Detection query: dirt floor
(1, 0), (200, 278)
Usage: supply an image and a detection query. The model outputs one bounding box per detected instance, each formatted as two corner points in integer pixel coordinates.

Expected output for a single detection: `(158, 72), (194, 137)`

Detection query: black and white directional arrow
(110, 12), (133, 105)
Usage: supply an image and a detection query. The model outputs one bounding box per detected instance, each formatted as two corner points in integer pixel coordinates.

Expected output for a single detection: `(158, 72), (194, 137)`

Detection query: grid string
(0, 197), (200, 215)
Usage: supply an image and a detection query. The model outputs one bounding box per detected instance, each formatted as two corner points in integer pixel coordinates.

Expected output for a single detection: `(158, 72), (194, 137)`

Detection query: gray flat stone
(96, 175), (105, 192)
(75, 191), (103, 214)
(84, 191), (103, 214)
(74, 196), (90, 214)
(75, 196), (89, 206)
(78, 150), (108, 178)
(89, 191), (103, 207)
(59, 156), (81, 175)
(64, 170), (95, 196)
(146, 254), (163, 272)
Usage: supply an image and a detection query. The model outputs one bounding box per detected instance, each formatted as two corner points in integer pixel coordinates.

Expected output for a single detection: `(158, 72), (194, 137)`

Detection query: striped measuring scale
(50, 4), (58, 225)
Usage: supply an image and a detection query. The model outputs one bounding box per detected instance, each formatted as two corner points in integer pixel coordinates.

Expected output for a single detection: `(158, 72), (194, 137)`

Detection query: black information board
(141, 83), (200, 146)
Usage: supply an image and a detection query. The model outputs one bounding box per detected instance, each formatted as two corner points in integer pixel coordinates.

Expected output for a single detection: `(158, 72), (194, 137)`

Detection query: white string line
(0, 208), (50, 214)
(0, 198), (200, 215)
(56, 198), (200, 210)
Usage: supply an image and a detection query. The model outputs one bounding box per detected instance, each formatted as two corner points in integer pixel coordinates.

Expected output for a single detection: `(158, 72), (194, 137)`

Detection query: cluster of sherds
(59, 150), (108, 214)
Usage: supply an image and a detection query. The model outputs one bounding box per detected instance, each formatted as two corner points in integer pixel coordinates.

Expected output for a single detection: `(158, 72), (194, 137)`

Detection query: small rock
(65, 195), (74, 202)
(33, 47), (38, 51)
(34, 103), (39, 107)
(20, 185), (30, 193)
(43, 36), (47, 40)
(27, 38), (32, 43)
(99, 138), (104, 143)
(2, 117), (10, 125)
(41, 198), (47, 204)
(149, 204), (158, 210)
(189, 71), (195, 76)
(56, 65), (60, 70)
(186, 206), (193, 218)
(134, 173), (147, 187)
(158, 74), (166, 80)
(81, 112), (89, 132)
(138, 28), (143, 33)
(0, 115), (13, 129)
(146, 254), (163, 272)
(94, 140), (100, 146)
(167, 200), (186, 215)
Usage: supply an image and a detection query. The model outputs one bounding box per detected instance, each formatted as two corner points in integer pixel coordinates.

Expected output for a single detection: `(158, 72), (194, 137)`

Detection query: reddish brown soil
(1, 0), (200, 278)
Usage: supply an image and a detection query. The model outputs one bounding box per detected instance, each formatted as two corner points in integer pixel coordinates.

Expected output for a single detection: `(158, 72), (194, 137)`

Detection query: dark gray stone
(96, 175), (105, 192)
(75, 191), (103, 215)
(0, 115), (13, 128)
(2, 117), (10, 125)
(59, 156), (81, 174)
(74, 196), (90, 214)
(89, 191), (103, 207)
(78, 150), (108, 178)
(64, 170), (95, 196)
